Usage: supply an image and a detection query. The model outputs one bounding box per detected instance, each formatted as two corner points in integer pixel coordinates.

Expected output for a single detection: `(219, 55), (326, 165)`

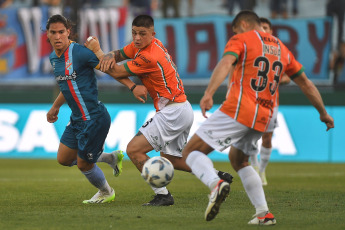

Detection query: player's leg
(126, 132), (174, 206)
(183, 134), (230, 221)
(58, 124), (78, 167)
(78, 156), (115, 204)
(126, 132), (153, 172)
(230, 133), (276, 225)
(97, 150), (125, 177)
(250, 153), (259, 172)
(259, 132), (273, 186)
(79, 112), (114, 204)
(57, 142), (78, 166)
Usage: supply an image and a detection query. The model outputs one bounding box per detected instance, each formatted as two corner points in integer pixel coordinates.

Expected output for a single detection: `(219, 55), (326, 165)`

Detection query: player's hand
(84, 36), (101, 53)
(200, 94), (213, 118)
(99, 52), (116, 72)
(47, 107), (59, 123)
(132, 85), (148, 103)
(320, 113), (334, 131)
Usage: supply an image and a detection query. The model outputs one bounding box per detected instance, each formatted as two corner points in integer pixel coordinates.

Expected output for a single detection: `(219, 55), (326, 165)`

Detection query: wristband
(130, 84), (137, 92)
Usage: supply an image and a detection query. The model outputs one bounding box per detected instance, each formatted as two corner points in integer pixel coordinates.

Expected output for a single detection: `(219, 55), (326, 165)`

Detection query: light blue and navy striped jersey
(49, 42), (104, 121)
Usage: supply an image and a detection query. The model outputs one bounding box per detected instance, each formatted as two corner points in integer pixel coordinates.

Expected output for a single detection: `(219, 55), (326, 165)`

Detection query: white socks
(97, 152), (116, 165)
(186, 151), (219, 190)
(82, 164), (112, 194)
(238, 166), (268, 215)
(259, 147), (272, 173)
(250, 154), (259, 168)
(152, 186), (169, 195)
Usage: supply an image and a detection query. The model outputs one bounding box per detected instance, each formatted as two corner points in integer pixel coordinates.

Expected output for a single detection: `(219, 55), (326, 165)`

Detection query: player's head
(260, 17), (273, 34)
(231, 10), (261, 34)
(46, 15), (74, 54)
(131, 15), (156, 49)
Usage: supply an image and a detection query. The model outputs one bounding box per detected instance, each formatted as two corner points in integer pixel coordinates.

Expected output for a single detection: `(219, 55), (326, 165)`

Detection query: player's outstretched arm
(84, 36), (147, 103)
(200, 54), (236, 118)
(293, 72), (334, 131)
(84, 36), (127, 72)
(47, 92), (65, 123)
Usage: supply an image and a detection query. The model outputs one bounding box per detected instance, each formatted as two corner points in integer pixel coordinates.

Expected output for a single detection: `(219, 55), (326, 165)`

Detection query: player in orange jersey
(85, 15), (233, 206)
(249, 17), (291, 186)
(182, 10), (334, 224)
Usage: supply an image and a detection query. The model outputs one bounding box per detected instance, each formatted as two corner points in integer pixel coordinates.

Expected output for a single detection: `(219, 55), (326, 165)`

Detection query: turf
(0, 159), (344, 230)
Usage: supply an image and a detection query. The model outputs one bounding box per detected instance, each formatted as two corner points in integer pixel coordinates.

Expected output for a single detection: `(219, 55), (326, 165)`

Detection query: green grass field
(0, 159), (344, 230)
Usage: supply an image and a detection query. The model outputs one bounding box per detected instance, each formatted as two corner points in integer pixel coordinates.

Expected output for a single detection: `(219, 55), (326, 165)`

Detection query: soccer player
(182, 10), (334, 224)
(85, 14), (233, 206)
(249, 17), (291, 186)
(45, 14), (146, 204)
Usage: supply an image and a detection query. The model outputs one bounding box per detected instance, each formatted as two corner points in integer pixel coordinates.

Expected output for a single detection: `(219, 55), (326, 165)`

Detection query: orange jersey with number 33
(121, 38), (186, 111)
(220, 30), (304, 132)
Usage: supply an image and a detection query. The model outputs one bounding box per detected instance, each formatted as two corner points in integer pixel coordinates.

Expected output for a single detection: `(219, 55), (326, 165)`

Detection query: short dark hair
(132, 15), (154, 28)
(232, 10), (261, 29)
(259, 17), (272, 30)
(46, 14), (77, 40)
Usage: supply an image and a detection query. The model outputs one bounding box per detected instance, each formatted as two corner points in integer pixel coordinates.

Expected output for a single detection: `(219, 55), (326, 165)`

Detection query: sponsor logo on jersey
(55, 71), (77, 81)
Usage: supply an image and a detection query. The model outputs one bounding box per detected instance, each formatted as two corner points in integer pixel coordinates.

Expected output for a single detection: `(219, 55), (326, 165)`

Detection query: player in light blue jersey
(46, 14), (147, 204)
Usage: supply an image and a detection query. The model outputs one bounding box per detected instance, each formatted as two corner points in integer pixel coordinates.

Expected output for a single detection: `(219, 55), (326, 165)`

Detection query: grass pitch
(0, 159), (344, 230)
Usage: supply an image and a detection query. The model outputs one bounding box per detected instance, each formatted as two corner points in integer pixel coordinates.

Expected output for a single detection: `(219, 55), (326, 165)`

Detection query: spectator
(330, 41), (345, 87)
(270, 0), (288, 19)
(292, 0), (298, 16)
(0, 0), (12, 8)
(161, 0), (180, 18)
(327, 0), (345, 49)
(123, 0), (158, 17)
(223, 0), (255, 16)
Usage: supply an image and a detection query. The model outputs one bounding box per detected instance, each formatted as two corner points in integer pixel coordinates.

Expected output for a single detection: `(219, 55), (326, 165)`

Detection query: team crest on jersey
(65, 59), (73, 71)
(132, 60), (141, 67)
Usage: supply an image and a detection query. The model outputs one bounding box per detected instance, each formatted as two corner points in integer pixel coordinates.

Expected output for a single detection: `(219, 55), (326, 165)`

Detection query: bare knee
(57, 154), (74, 166)
(77, 161), (94, 172)
(126, 141), (141, 160)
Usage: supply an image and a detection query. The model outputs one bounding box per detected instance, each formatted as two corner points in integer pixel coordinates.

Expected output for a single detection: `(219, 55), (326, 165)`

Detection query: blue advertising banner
(154, 16), (332, 83)
(0, 104), (342, 163)
(0, 6), (332, 83)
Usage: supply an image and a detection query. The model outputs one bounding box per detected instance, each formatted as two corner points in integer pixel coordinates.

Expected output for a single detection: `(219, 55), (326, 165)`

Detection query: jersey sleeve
(284, 50), (304, 80)
(223, 35), (244, 61)
(78, 45), (100, 69)
(120, 42), (137, 59)
(123, 53), (157, 76)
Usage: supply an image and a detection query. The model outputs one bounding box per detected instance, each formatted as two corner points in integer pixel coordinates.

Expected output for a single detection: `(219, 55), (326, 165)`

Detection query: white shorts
(266, 106), (279, 133)
(139, 101), (194, 157)
(196, 109), (263, 156)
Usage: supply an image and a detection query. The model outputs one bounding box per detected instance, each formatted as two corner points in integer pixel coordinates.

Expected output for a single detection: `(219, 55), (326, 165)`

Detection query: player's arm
(201, 54), (236, 118)
(47, 92), (65, 123)
(280, 73), (291, 85)
(292, 72), (334, 131)
(84, 36), (147, 103)
(84, 36), (127, 72)
(105, 66), (148, 103)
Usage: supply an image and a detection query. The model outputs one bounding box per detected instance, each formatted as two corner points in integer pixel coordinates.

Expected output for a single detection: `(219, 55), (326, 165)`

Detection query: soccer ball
(141, 156), (174, 188)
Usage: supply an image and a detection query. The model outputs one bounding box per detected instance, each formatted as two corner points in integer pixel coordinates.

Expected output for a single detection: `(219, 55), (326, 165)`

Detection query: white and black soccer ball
(141, 156), (174, 188)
